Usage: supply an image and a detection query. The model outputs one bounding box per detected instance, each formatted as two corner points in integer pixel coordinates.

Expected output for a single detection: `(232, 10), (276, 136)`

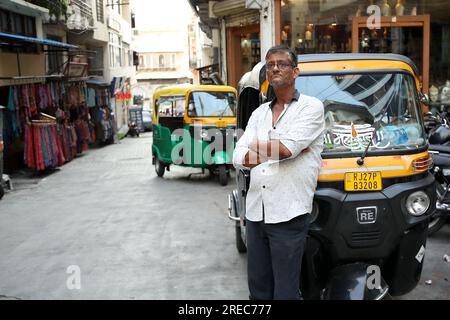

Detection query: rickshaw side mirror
(420, 93), (430, 106)
(259, 92), (267, 105)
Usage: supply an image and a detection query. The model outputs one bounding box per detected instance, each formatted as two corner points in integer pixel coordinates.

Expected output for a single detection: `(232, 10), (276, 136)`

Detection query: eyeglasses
(266, 62), (295, 71)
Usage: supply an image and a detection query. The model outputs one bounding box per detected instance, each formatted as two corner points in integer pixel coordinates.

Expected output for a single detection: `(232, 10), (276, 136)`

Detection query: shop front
(110, 76), (132, 134)
(276, 0), (450, 98)
(86, 79), (114, 145)
(211, 0), (261, 88)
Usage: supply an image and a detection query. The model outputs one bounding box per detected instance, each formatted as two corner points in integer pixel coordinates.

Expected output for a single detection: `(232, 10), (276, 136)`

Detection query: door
(227, 24), (260, 88)
(352, 15), (430, 94)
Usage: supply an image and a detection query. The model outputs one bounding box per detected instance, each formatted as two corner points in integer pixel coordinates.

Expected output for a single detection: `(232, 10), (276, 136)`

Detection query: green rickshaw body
(152, 84), (237, 184)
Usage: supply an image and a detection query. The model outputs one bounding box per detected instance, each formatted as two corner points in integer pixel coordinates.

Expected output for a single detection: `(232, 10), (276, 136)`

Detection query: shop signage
(115, 93), (131, 100)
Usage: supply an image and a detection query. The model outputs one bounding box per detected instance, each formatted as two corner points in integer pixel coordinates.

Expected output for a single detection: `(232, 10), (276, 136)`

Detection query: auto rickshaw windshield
(188, 91), (237, 117)
(295, 72), (426, 153)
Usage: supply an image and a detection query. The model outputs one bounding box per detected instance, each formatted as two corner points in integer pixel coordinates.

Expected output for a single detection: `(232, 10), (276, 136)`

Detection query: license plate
(344, 171), (382, 191)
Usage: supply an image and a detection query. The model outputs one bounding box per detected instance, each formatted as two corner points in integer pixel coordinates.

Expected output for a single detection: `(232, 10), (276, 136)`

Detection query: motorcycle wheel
(155, 158), (165, 177)
(219, 165), (228, 186)
(428, 212), (447, 235)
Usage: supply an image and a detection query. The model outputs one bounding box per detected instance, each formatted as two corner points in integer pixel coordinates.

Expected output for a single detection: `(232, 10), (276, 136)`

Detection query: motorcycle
(127, 122), (140, 137)
(424, 111), (450, 235)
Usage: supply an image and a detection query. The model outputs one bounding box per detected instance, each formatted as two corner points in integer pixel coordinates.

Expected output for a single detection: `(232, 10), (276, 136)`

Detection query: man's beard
(270, 78), (285, 89)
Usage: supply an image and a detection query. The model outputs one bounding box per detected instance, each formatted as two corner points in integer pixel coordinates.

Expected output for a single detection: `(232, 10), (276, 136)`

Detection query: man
(232, 45), (325, 300)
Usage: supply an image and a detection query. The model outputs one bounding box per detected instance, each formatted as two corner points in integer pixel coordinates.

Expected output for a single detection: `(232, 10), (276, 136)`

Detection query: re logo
(357, 207), (377, 224)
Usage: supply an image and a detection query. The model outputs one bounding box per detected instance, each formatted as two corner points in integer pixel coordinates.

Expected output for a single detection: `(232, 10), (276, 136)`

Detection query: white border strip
(320, 166), (405, 175)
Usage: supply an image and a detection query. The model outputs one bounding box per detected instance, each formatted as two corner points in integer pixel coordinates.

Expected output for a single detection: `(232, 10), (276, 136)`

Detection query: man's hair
(265, 45), (297, 66)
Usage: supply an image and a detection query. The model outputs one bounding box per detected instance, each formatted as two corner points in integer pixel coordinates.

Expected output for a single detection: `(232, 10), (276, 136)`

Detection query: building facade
(132, 0), (200, 111)
(64, 0), (136, 134)
(190, 0), (450, 99)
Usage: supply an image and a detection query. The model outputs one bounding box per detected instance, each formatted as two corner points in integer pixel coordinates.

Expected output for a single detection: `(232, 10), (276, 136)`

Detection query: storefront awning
(0, 32), (79, 49)
(86, 79), (110, 87)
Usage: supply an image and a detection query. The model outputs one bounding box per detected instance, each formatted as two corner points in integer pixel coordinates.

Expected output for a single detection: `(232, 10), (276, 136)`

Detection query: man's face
(265, 52), (298, 89)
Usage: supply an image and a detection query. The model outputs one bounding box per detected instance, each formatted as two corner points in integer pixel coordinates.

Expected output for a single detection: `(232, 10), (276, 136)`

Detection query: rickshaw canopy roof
(296, 53), (420, 78)
(153, 84), (237, 101)
(238, 53), (421, 93)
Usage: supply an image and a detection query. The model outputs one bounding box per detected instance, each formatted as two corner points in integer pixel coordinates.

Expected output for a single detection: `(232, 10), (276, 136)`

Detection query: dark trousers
(247, 214), (310, 300)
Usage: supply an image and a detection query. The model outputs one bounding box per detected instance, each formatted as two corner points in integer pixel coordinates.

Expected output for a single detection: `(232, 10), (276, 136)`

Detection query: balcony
(67, 0), (95, 30)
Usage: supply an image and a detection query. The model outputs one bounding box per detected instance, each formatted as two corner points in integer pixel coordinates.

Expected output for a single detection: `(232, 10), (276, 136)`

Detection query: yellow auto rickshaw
(152, 84), (237, 185)
(229, 53), (436, 299)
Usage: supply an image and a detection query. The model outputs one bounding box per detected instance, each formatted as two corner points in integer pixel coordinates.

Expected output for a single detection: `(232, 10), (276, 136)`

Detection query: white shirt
(233, 92), (325, 224)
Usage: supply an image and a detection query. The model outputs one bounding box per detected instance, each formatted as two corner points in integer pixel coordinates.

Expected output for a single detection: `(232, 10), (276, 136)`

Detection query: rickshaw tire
(219, 165), (228, 186)
(155, 158), (165, 177)
(427, 214), (447, 236)
(235, 224), (247, 253)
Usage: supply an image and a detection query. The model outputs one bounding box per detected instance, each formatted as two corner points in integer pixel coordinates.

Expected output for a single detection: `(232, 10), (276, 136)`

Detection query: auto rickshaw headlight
(200, 129), (209, 139)
(406, 191), (430, 216)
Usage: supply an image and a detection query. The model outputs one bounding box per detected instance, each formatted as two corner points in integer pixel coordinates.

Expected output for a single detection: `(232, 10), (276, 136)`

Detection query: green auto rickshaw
(152, 84), (237, 185)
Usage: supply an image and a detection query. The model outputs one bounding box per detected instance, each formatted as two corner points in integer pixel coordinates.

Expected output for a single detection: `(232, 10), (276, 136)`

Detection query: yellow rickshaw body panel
(319, 151), (430, 182)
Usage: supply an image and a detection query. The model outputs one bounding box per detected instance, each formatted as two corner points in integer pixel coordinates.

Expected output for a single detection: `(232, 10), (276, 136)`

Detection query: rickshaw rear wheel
(219, 165), (228, 186)
(235, 224), (247, 253)
(155, 158), (165, 177)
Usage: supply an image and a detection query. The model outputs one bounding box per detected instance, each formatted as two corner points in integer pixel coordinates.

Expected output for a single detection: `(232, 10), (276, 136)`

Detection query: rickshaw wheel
(219, 165), (228, 186)
(235, 224), (247, 253)
(428, 213), (447, 236)
(155, 158), (165, 177)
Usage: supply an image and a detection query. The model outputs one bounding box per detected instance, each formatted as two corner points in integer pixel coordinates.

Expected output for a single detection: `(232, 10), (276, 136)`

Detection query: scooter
(127, 122), (140, 137)
(425, 112), (450, 235)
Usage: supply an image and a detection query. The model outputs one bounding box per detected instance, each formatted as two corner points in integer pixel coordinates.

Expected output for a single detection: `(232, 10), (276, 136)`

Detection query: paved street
(0, 132), (449, 300)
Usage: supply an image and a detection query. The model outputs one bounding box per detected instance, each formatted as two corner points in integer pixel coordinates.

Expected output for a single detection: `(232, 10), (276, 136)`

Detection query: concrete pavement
(0, 132), (448, 300)
(0, 132), (247, 299)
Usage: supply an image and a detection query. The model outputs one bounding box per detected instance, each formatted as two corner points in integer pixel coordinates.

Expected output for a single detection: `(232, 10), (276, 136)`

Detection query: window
(0, 9), (37, 53)
(123, 43), (131, 66)
(138, 55), (144, 68)
(108, 32), (122, 67)
(149, 53), (176, 71)
(47, 35), (64, 74)
(108, 0), (121, 15)
(96, 0), (104, 23)
(188, 91), (236, 117)
(157, 96), (186, 117)
(88, 47), (104, 76)
(294, 73), (426, 154)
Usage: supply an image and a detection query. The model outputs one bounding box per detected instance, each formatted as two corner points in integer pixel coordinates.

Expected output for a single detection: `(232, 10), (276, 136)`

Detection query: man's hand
(243, 149), (268, 168)
(249, 139), (292, 160)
